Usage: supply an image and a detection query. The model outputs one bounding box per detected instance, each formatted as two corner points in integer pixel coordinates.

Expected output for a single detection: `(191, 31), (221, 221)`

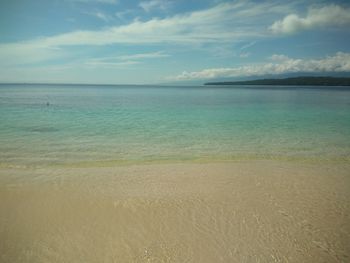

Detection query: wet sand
(0, 161), (349, 262)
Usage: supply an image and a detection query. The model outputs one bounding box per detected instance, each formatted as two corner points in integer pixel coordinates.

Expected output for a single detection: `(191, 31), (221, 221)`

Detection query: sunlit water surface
(0, 84), (349, 167)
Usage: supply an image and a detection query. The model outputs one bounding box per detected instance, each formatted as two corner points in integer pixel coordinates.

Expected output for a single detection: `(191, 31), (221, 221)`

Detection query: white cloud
(139, 0), (172, 12)
(96, 0), (117, 3)
(270, 4), (350, 34)
(171, 52), (350, 80)
(85, 60), (140, 68)
(240, 41), (256, 51)
(3, 1), (287, 49)
(84, 11), (113, 22)
(68, 0), (118, 4)
(93, 11), (111, 22)
(115, 9), (135, 20)
(41, 2), (260, 46)
(84, 51), (169, 68)
(239, 52), (251, 58)
(1, 2), (279, 66)
(0, 43), (64, 66)
(270, 54), (290, 61)
(0, 1), (298, 70)
(118, 51), (170, 60)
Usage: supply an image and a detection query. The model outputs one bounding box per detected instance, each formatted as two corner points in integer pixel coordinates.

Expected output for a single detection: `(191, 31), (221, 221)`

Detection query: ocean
(0, 84), (349, 167)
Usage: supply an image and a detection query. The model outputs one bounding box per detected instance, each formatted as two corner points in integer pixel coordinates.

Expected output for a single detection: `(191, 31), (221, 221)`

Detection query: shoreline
(1, 153), (349, 170)
(1, 160), (349, 262)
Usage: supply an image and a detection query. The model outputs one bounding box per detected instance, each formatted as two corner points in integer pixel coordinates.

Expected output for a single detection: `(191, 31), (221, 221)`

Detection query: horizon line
(0, 82), (202, 87)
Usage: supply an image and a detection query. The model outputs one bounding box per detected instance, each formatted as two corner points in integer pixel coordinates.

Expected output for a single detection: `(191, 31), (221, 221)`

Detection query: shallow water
(1, 84), (349, 167)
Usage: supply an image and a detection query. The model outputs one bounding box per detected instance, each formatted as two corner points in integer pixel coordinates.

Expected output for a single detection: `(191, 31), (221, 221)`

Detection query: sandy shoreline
(1, 160), (349, 262)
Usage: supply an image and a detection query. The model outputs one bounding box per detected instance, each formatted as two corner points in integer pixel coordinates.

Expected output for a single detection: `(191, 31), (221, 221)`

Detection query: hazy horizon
(2, 74), (350, 86)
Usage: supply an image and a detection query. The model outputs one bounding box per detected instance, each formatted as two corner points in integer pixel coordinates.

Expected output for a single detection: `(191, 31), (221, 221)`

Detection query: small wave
(24, 126), (60, 133)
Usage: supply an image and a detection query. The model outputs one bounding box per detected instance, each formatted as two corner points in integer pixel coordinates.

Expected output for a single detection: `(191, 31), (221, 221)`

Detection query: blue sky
(0, 0), (350, 84)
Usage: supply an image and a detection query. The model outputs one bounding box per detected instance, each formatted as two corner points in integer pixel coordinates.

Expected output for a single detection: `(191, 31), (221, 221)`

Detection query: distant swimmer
(46, 102), (50, 106)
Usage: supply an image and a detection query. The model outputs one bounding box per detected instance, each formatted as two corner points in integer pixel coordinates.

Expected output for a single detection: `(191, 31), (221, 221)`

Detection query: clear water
(0, 84), (349, 167)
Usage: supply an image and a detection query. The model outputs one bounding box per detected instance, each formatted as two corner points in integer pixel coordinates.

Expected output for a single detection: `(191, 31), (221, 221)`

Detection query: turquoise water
(0, 84), (349, 167)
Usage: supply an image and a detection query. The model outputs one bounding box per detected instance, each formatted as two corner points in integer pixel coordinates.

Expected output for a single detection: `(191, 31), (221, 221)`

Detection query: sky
(0, 0), (350, 84)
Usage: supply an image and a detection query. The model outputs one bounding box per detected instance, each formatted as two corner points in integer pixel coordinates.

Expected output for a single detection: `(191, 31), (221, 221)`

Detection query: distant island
(205, 76), (350, 86)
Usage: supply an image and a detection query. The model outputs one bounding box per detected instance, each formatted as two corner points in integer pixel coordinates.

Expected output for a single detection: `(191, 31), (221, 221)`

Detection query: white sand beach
(1, 160), (349, 262)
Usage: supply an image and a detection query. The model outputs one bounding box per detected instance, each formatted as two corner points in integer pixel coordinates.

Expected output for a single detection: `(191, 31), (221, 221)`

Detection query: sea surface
(0, 84), (349, 167)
